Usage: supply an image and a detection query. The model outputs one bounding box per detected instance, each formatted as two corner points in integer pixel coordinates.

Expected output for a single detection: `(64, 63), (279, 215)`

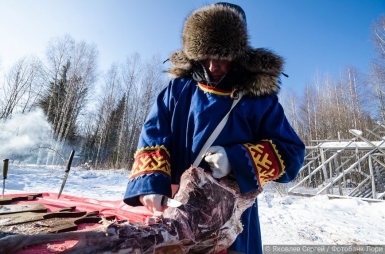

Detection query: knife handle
(161, 195), (166, 207)
(65, 150), (75, 173)
(2, 159), (9, 180)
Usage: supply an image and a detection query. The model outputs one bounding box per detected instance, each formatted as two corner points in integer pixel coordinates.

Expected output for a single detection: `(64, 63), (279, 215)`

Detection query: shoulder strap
(192, 93), (243, 167)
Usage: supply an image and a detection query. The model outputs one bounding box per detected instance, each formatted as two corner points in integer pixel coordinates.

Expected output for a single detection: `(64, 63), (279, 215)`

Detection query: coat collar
(167, 48), (284, 97)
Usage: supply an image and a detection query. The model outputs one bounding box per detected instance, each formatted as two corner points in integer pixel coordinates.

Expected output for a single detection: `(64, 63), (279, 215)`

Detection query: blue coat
(124, 78), (305, 253)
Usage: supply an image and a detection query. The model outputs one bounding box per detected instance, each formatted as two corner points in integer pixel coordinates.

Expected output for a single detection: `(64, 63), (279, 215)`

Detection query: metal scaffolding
(288, 122), (385, 200)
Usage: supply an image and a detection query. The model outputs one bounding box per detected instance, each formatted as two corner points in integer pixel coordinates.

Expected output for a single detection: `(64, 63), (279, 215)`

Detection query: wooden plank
(0, 193), (42, 205)
(288, 192), (316, 197)
(327, 194), (385, 203)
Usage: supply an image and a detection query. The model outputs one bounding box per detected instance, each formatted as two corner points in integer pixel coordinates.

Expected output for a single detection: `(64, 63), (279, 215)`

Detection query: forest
(0, 16), (384, 170)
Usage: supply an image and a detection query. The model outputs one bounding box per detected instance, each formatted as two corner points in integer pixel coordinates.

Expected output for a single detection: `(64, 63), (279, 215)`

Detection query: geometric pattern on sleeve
(129, 145), (171, 179)
(241, 140), (285, 187)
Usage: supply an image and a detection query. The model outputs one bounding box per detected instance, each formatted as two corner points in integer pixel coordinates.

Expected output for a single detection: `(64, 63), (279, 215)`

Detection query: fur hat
(167, 2), (285, 96)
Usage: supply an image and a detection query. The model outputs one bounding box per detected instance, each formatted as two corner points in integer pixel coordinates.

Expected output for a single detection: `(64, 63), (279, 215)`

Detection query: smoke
(0, 109), (53, 161)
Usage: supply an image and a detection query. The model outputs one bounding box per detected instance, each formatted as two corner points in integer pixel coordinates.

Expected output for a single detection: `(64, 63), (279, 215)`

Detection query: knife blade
(2, 159), (9, 197)
(57, 150), (75, 199)
(161, 196), (182, 208)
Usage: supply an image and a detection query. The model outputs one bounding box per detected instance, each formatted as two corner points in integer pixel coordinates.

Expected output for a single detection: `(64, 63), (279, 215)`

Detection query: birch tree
(369, 16), (385, 121)
(0, 56), (45, 120)
(38, 35), (98, 164)
(298, 68), (373, 145)
(79, 54), (166, 169)
(93, 64), (123, 169)
(116, 53), (142, 167)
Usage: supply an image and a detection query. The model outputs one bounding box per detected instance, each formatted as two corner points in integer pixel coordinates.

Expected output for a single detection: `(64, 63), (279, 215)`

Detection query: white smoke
(0, 109), (53, 161)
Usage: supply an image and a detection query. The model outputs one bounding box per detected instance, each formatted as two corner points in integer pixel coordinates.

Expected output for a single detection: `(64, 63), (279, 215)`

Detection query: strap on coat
(192, 92), (243, 167)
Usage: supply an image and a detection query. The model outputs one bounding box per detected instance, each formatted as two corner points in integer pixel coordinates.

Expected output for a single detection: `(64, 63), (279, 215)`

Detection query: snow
(4, 164), (128, 201)
(3, 164), (385, 245)
(349, 129), (363, 136)
(316, 141), (385, 149)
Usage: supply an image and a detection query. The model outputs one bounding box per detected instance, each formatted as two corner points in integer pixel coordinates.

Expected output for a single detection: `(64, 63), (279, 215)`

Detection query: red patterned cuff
(242, 140), (285, 187)
(130, 145), (171, 179)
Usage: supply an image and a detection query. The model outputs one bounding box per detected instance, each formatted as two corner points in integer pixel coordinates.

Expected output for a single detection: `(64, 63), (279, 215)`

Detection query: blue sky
(0, 0), (384, 94)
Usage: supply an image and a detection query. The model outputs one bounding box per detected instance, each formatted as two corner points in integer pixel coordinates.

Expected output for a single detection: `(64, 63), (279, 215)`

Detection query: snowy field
(3, 164), (385, 246)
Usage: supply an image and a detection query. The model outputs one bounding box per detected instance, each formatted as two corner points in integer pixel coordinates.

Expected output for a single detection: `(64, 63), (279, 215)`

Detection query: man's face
(202, 59), (232, 83)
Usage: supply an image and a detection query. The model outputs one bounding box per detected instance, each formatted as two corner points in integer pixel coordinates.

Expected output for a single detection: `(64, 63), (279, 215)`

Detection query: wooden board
(0, 193), (42, 205)
(0, 207), (83, 226)
(0, 203), (47, 215)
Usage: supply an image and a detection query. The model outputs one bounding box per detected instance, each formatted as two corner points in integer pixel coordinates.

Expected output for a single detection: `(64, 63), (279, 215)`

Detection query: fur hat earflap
(241, 47), (284, 77)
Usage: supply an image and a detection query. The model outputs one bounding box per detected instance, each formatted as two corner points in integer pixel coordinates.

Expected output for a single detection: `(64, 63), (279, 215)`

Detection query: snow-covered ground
(3, 164), (385, 246)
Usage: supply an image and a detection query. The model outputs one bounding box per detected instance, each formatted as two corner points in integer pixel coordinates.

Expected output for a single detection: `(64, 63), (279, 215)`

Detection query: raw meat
(0, 167), (262, 254)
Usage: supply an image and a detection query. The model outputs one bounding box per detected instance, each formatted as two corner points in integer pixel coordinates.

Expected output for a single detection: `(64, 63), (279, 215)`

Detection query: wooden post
(334, 156), (343, 195)
(368, 155), (377, 199)
(320, 148), (329, 194)
(329, 158), (334, 194)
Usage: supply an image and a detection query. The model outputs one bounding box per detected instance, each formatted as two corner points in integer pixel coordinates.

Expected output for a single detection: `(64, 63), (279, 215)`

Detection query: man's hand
(139, 194), (166, 213)
(204, 146), (231, 178)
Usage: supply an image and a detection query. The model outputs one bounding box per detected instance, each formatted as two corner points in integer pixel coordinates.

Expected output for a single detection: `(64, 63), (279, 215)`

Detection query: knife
(161, 196), (182, 208)
(2, 159), (9, 197)
(57, 150), (75, 199)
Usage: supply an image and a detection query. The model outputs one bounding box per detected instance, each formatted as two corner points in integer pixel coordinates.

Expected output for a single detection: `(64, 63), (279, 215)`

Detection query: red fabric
(7, 192), (228, 253)
(3, 192), (151, 253)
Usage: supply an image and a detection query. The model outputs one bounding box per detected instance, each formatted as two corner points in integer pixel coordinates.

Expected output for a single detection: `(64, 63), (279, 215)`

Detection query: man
(124, 2), (305, 253)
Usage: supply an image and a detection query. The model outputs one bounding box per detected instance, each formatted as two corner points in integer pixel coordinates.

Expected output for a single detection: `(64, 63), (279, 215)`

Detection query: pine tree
(38, 61), (78, 144)
(106, 95), (126, 166)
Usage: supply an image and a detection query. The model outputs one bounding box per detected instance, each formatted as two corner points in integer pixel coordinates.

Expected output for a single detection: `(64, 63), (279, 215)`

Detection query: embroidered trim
(130, 146), (171, 179)
(242, 140), (285, 187)
(198, 83), (232, 96)
(134, 145), (171, 158)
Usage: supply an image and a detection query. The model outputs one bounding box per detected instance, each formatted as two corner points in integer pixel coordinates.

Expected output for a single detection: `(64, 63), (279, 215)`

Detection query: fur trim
(167, 3), (285, 97)
(243, 72), (281, 97)
(168, 50), (192, 78)
(238, 47), (284, 96)
(167, 48), (284, 97)
(241, 47), (284, 76)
